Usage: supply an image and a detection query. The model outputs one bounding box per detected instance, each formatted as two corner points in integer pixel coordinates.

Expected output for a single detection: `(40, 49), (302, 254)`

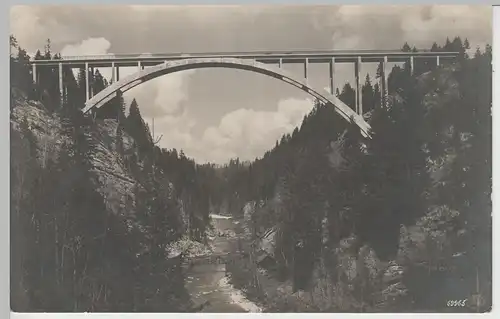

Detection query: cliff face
(10, 89), (137, 217)
(10, 89), (197, 312)
(243, 65), (467, 312)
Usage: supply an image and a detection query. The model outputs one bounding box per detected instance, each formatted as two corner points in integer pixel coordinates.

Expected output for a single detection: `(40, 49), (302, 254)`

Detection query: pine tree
(436, 45), (492, 310)
(11, 119), (43, 311)
(76, 67), (88, 107)
(444, 37), (452, 51)
(9, 37), (36, 100)
(402, 42), (412, 52)
(362, 74), (376, 113)
(338, 83), (356, 111)
(96, 88), (126, 120)
(373, 82), (382, 110)
(125, 99), (153, 158)
(359, 73), (429, 260)
(44, 39), (51, 59)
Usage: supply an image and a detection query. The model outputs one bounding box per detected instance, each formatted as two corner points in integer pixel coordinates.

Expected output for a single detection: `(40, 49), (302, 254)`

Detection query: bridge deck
(30, 49), (459, 67)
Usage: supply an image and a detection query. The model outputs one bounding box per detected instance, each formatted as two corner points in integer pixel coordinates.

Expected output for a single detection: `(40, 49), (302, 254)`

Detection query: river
(183, 214), (261, 313)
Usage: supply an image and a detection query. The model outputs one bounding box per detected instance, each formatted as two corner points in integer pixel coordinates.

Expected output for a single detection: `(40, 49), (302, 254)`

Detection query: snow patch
(167, 247), (182, 258)
(167, 236), (213, 258)
(210, 213), (233, 220)
(218, 277), (262, 313)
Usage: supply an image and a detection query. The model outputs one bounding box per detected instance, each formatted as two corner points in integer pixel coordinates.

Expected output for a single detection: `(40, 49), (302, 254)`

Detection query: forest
(10, 35), (491, 312)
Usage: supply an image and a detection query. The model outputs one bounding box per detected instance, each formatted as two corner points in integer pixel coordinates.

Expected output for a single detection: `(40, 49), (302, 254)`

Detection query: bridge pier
(116, 66), (120, 82)
(58, 63), (63, 107)
(111, 62), (115, 83)
(355, 56), (362, 115)
(304, 58), (309, 80)
(378, 63), (382, 105)
(329, 57), (335, 95)
(32, 64), (37, 84)
(90, 67), (94, 97)
(382, 55), (388, 108)
(85, 62), (90, 101)
(436, 55), (440, 67)
(278, 58), (283, 69)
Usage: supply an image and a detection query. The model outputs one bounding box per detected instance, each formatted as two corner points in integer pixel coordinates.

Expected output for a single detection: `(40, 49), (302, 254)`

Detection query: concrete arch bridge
(29, 50), (458, 138)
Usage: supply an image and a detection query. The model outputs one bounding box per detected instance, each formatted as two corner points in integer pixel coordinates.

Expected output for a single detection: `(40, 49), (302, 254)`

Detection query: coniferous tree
(436, 46), (492, 309)
(62, 66), (81, 110)
(125, 99), (153, 158)
(361, 74), (376, 114)
(10, 36), (36, 100)
(402, 42), (412, 52)
(359, 73), (429, 260)
(76, 67), (88, 107)
(338, 83), (356, 111)
(10, 33), (493, 312)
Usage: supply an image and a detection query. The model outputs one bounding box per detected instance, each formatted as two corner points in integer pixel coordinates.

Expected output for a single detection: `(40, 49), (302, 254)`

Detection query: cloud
(10, 6), (42, 47)
(58, 37), (198, 157)
(193, 98), (314, 163)
(125, 69), (196, 119)
(59, 38), (195, 118)
(60, 37), (113, 57)
(327, 5), (491, 51)
(140, 97), (314, 164)
(153, 70), (196, 115)
(12, 5), (491, 56)
(10, 5), (492, 164)
(60, 37), (119, 80)
(145, 109), (198, 151)
(10, 5), (84, 52)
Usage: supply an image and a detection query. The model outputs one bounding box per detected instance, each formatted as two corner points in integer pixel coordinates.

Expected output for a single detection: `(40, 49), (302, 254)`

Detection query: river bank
(182, 214), (262, 312)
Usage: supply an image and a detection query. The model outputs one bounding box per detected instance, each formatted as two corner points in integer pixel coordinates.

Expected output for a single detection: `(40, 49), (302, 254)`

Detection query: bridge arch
(83, 58), (372, 138)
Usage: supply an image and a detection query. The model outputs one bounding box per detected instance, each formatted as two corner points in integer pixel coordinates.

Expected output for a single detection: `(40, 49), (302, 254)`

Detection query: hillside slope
(11, 89), (137, 217)
(10, 89), (195, 312)
(225, 62), (490, 312)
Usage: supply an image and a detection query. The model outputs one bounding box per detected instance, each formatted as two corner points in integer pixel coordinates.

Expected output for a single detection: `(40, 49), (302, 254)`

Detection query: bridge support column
(329, 57), (336, 95)
(85, 62), (90, 101)
(32, 64), (37, 84)
(111, 62), (115, 83)
(90, 67), (95, 98)
(382, 55), (388, 108)
(304, 58), (309, 80)
(379, 62), (383, 105)
(116, 66), (120, 81)
(138, 61), (143, 71)
(279, 58), (283, 69)
(410, 56), (414, 75)
(58, 62), (63, 107)
(355, 56), (362, 115)
(436, 56), (440, 67)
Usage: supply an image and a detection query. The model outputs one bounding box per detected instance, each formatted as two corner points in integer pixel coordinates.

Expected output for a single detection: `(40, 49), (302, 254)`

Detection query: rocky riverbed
(183, 214), (262, 313)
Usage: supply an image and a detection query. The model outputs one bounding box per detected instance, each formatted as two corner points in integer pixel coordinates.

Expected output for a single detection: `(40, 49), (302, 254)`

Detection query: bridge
(29, 50), (459, 138)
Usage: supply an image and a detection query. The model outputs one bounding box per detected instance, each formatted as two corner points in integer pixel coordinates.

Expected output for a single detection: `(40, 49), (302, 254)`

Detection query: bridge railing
(57, 54), (117, 60)
(29, 49), (460, 62)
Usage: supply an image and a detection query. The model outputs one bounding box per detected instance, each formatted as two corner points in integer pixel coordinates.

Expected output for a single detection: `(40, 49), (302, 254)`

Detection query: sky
(10, 5), (492, 164)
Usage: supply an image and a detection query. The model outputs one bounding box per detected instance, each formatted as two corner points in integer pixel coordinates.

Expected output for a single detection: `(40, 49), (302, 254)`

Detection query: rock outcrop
(10, 90), (137, 217)
(241, 66), (467, 312)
